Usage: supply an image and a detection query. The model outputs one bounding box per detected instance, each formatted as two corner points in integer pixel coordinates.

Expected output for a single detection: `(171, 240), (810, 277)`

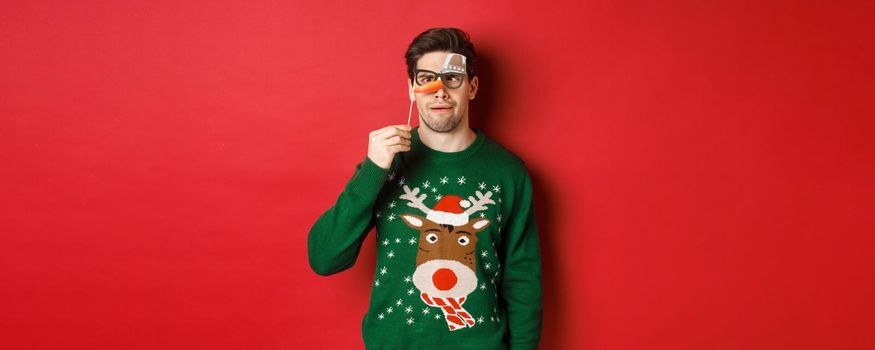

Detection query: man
(308, 27), (542, 349)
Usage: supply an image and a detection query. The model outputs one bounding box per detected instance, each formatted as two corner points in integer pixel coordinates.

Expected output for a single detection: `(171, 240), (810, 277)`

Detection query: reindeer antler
(400, 185), (431, 214)
(463, 191), (495, 216)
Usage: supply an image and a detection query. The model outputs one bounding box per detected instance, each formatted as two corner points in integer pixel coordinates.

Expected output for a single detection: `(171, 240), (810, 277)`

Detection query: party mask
(413, 53), (468, 93)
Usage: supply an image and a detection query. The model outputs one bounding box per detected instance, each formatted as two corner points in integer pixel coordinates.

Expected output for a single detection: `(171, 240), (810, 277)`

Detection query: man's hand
(367, 125), (412, 169)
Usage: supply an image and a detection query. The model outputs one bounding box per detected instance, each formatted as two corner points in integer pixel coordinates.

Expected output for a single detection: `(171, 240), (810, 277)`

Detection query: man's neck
(418, 122), (477, 153)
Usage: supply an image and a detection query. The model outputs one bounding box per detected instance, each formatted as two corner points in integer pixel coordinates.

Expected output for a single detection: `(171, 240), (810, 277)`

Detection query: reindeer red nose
(432, 268), (458, 291)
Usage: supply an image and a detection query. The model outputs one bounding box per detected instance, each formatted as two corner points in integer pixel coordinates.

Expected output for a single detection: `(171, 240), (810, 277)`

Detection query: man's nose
(433, 83), (450, 98)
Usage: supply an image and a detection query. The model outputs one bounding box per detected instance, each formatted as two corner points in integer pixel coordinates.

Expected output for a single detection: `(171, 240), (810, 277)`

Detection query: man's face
(408, 51), (479, 133)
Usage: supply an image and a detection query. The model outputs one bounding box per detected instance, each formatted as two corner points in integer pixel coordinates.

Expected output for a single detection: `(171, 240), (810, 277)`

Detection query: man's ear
(468, 76), (479, 100)
(408, 78), (415, 102)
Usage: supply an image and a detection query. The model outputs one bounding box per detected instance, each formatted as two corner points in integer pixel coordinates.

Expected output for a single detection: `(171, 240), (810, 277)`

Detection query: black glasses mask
(413, 69), (467, 89)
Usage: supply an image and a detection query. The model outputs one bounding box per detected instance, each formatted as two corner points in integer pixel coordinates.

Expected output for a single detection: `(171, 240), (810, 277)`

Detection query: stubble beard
(420, 106), (464, 133)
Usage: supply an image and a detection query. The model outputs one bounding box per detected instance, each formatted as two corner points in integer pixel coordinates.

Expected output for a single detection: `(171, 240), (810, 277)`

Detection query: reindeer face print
(400, 213), (490, 270)
(397, 185), (494, 331)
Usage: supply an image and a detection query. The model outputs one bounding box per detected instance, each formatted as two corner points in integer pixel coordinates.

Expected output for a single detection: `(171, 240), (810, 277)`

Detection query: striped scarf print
(421, 292), (476, 331)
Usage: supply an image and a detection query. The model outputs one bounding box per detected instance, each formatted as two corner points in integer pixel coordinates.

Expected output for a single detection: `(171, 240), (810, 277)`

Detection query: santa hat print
(426, 195), (471, 226)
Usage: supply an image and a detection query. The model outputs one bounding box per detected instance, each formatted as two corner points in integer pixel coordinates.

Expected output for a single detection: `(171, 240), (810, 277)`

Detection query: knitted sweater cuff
(351, 156), (390, 191)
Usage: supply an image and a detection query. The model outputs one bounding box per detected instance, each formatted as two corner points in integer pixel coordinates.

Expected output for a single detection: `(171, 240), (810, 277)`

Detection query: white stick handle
(407, 100), (413, 126)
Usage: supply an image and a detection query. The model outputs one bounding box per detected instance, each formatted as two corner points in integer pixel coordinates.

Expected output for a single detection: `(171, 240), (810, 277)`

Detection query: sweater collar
(410, 126), (485, 163)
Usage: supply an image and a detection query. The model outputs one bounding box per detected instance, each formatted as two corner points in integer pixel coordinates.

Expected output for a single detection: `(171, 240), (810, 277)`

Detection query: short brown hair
(404, 28), (477, 81)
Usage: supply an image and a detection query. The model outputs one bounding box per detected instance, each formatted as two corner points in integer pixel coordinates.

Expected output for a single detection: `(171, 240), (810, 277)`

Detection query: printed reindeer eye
(458, 236), (470, 246)
(426, 233), (438, 244)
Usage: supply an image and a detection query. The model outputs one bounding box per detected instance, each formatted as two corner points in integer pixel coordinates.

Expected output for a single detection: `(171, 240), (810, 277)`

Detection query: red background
(2, 1), (874, 349)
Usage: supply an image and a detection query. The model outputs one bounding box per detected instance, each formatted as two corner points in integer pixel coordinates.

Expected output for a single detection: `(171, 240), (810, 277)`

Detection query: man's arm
(307, 125), (411, 276)
(499, 168), (543, 349)
(307, 156), (388, 276)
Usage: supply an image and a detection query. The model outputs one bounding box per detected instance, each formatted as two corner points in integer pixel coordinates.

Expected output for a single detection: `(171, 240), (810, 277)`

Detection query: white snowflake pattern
(479, 212), (485, 218)
(497, 214), (502, 223)
(388, 201), (396, 209)
(374, 279), (380, 287)
(378, 313), (385, 320)
(405, 306), (413, 314)
(480, 282), (487, 290)
(398, 177), (406, 187)
(422, 307), (430, 315)
(387, 250), (395, 258)
(431, 187), (437, 193)
(477, 316), (485, 323)
(493, 185), (501, 193)
(404, 275), (412, 283)
(376, 210), (382, 218)
(380, 266), (388, 275)
(396, 299), (403, 306)
(457, 176), (466, 185)
(388, 172), (396, 181)
(387, 214), (396, 222)
(434, 194), (443, 201)
(406, 317), (415, 325)
(434, 314), (441, 320)
(422, 180), (430, 189)
(490, 316), (495, 322)
(407, 288), (415, 295)
(440, 176), (449, 185)
(408, 237), (417, 245)
(387, 307), (394, 314)
(395, 238), (401, 244)
(481, 250), (488, 258)
(478, 182), (486, 190)
(484, 262), (492, 270)
(381, 239), (390, 246)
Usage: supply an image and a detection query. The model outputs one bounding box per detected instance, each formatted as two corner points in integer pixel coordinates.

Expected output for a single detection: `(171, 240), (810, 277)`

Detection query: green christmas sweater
(308, 127), (543, 349)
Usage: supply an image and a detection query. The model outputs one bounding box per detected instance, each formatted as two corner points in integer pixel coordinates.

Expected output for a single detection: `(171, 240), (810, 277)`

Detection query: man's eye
(419, 75), (436, 83)
(446, 75), (462, 82)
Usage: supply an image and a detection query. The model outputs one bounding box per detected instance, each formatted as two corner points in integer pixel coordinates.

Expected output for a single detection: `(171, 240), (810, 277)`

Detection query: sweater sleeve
(499, 169), (543, 349)
(307, 156), (390, 276)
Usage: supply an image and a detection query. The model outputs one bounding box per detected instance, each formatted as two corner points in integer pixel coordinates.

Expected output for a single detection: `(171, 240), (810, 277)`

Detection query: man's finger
(389, 144), (412, 153)
(378, 128), (411, 141)
(371, 127), (397, 143)
(390, 125), (413, 138)
(385, 136), (412, 146)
